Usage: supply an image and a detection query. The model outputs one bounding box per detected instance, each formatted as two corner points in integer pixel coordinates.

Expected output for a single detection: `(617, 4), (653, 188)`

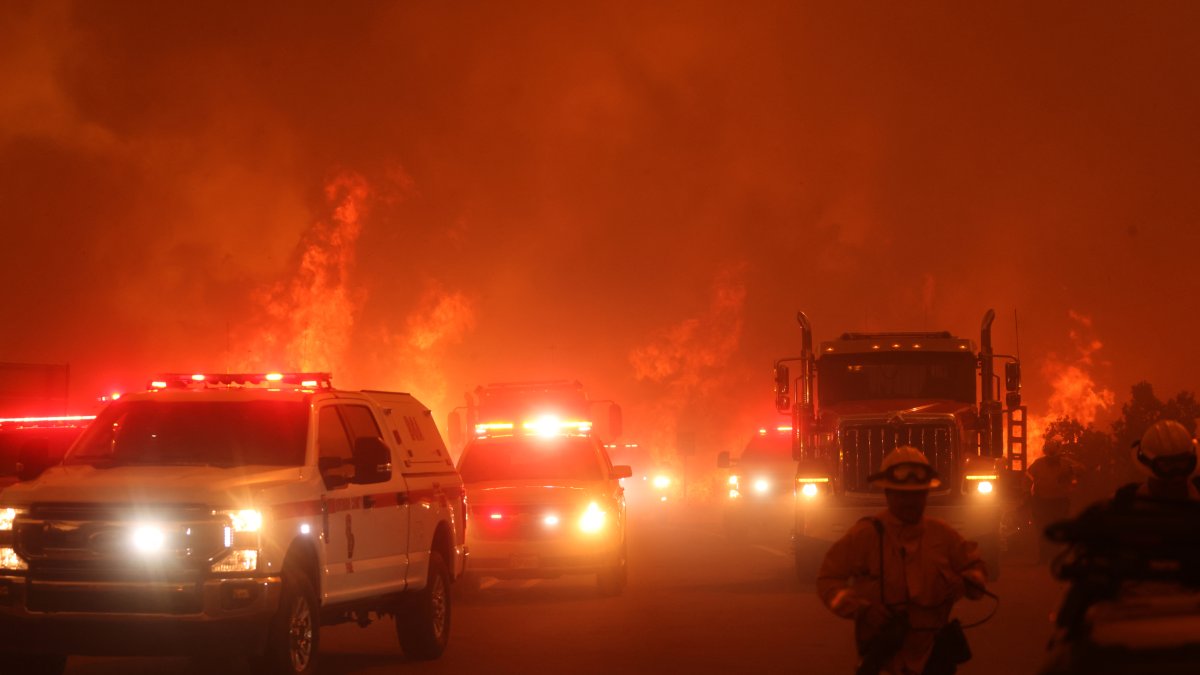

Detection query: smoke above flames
(629, 264), (748, 463)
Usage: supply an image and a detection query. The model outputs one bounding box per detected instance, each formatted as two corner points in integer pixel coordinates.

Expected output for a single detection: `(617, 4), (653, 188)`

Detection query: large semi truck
(778, 310), (1026, 579)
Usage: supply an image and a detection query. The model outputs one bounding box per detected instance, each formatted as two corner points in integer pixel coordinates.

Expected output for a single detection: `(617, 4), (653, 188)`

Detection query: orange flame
(1028, 311), (1115, 458)
(234, 172), (369, 373)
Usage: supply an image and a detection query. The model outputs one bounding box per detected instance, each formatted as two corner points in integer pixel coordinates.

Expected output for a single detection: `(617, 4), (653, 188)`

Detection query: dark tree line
(1043, 381), (1200, 505)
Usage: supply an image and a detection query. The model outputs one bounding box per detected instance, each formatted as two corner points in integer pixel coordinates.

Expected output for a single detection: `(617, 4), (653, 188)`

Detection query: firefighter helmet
(1134, 420), (1197, 479)
(869, 446), (942, 491)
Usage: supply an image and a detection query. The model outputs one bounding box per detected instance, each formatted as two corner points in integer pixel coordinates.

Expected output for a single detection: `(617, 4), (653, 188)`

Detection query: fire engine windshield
(818, 352), (976, 405)
(459, 436), (604, 483)
(65, 400), (308, 468)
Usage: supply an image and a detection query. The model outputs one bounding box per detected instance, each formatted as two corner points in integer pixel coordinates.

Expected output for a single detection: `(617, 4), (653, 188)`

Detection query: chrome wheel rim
(288, 595), (314, 672)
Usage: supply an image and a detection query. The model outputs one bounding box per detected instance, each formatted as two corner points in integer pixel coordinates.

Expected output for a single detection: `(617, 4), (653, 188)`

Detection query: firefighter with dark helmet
(1116, 419), (1200, 502)
(818, 447), (988, 675)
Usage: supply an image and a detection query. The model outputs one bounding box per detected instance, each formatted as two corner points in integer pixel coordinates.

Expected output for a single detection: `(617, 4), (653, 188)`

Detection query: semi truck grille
(14, 503), (226, 575)
(840, 423), (955, 492)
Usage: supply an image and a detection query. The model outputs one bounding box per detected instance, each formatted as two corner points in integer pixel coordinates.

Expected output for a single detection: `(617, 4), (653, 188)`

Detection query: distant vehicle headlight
(652, 475), (672, 490)
(579, 502), (606, 533)
(976, 480), (994, 495)
(753, 479), (770, 494)
(800, 483), (819, 498)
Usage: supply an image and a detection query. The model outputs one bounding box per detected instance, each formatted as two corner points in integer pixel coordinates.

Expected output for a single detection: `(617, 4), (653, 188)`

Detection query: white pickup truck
(0, 372), (466, 675)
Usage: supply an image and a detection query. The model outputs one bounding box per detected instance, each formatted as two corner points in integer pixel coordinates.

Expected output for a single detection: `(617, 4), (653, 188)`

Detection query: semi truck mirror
(1004, 362), (1021, 392)
(774, 365), (791, 413)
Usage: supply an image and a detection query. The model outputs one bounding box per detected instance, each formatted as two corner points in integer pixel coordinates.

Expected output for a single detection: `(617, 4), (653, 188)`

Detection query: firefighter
(1026, 438), (1083, 562)
(818, 447), (988, 675)
(1115, 419), (1199, 502)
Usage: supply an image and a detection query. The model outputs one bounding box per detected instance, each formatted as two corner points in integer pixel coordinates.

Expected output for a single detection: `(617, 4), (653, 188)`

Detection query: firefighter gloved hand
(961, 568), (987, 600)
(830, 589), (871, 618)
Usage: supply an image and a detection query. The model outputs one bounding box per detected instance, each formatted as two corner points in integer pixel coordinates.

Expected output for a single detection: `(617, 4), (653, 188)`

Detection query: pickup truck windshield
(66, 400), (308, 468)
(740, 433), (792, 464)
(817, 351), (976, 405)
(459, 436), (603, 483)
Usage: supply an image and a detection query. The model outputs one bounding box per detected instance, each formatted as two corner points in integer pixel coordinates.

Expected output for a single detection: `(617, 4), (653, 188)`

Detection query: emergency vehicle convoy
(452, 381), (631, 595)
(777, 310), (1025, 578)
(717, 425), (796, 538)
(0, 372), (466, 675)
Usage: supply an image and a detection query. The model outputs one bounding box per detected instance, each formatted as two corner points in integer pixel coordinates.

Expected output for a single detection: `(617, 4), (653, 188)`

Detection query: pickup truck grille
(15, 502), (227, 577)
(840, 423), (955, 493)
(471, 505), (576, 541)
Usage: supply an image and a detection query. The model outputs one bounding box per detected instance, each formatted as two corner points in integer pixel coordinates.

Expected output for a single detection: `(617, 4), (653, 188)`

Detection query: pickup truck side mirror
(318, 456), (351, 490)
(716, 451), (731, 468)
(352, 437), (393, 485)
(611, 464), (633, 480)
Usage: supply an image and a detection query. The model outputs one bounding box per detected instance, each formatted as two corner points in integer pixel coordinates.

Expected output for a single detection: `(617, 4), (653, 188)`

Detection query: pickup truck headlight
(579, 502), (607, 533)
(0, 507), (27, 571)
(213, 509), (262, 573)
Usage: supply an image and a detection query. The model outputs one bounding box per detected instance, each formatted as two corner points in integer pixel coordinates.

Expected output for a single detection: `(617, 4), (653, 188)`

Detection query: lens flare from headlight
(652, 475), (671, 489)
(543, 514), (560, 527)
(976, 480), (994, 495)
(753, 479), (770, 494)
(579, 502), (606, 533)
(132, 525), (166, 553)
(801, 482), (819, 498)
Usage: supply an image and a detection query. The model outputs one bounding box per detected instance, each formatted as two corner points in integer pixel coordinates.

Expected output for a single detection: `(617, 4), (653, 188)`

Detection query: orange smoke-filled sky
(2, 1), (1199, 455)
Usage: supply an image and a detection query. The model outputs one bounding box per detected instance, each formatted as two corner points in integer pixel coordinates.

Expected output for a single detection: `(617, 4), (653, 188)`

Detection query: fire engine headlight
(964, 475), (998, 496)
(753, 478), (770, 494)
(652, 475), (672, 490)
(579, 502), (607, 533)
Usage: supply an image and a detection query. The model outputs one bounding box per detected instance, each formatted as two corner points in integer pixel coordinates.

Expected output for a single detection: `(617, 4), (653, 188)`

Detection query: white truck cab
(0, 372), (465, 675)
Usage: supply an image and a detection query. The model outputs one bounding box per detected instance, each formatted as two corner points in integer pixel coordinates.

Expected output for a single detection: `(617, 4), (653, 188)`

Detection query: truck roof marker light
(490, 513), (503, 520)
(191, 374), (206, 382)
(758, 428), (767, 435)
(265, 373), (284, 382)
(872, 345), (881, 350)
(825, 347), (834, 352)
(301, 380), (318, 388)
(776, 426), (793, 432)
(151, 381), (168, 389)
(892, 343), (901, 349)
(912, 344), (922, 349)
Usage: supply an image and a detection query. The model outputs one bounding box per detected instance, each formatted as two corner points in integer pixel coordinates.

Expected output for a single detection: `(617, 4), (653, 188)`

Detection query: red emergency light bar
(0, 415), (96, 429)
(148, 372), (333, 391)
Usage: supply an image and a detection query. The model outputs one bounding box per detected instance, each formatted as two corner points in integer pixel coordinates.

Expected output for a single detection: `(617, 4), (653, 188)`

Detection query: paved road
(66, 504), (1064, 675)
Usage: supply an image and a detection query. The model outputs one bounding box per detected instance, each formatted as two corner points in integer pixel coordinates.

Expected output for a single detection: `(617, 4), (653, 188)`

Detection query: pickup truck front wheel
(396, 551), (451, 660)
(254, 566), (320, 675)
